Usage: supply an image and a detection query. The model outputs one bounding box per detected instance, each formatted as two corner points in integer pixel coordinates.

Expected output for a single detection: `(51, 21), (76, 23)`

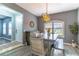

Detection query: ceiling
(16, 3), (79, 16)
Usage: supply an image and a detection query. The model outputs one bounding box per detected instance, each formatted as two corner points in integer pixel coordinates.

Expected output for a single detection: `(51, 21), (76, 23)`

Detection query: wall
(15, 15), (23, 43)
(23, 13), (37, 32)
(37, 17), (44, 32)
(3, 3), (38, 43)
(2, 4), (78, 44)
(38, 10), (78, 43)
(3, 3), (37, 32)
(50, 10), (78, 43)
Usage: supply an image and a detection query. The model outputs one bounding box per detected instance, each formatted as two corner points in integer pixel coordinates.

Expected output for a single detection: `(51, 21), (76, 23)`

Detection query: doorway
(0, 15), (12, 45)
(0, 4), (23, 45)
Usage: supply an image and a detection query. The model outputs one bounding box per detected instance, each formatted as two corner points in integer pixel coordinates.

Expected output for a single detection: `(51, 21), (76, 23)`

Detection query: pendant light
(41, 3), (50, 23)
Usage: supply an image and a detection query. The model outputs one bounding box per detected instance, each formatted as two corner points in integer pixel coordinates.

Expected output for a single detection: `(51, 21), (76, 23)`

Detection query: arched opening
(0, 4), (23, 45)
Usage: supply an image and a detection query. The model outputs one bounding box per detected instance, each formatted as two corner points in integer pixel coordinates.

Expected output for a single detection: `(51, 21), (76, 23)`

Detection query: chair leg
(63, 49), (65, 56)
(51, 48), (54, 56)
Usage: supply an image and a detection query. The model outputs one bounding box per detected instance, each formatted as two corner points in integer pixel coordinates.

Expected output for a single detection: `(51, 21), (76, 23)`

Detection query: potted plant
(69, 22), (78, 47)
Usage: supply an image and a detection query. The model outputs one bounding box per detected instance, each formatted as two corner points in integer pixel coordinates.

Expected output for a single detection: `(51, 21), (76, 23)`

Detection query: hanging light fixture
(41, 3), (50, 23)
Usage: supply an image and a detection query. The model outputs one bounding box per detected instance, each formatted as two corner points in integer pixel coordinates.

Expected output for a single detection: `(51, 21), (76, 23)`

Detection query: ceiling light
(41, 3), (50, 23)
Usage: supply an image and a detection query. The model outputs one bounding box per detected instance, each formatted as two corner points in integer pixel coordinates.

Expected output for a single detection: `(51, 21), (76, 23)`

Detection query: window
(44, 22), (53, 40)
(53, 21), (64, 38)
(8, 22), (12, 35)
(44, 21), (64, 40)
(3, 23), (6, 34)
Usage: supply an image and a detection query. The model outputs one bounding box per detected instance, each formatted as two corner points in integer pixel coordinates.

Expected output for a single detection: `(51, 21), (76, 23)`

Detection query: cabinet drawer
(31, 43), (43, 49)
(31, 39), (44, 50)
(31, 47), (44, 54)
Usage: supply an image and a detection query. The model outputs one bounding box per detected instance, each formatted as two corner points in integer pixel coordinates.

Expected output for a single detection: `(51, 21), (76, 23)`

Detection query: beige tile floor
(0, 41), (23, 54)
(0, 45), (31, 56)
(0, 38), (11, 45)
(0, 45), (79, 56)
(64, 45), (79, 56)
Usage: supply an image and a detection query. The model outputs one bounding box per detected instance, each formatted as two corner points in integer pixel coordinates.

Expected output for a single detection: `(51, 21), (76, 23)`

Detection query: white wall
(15, 14), (23, 43)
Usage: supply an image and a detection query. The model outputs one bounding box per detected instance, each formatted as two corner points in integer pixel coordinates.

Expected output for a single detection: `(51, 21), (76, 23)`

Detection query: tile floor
(0, 38), (11, 45)
(64, 45), (79, 56)
(0, 45), (31, 56)
(0, 45), (79, 56)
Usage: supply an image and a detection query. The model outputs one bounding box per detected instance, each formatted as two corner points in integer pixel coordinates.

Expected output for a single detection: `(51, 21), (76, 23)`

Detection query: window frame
(8, 21), (12, 35)
(3, 22), (6, 34)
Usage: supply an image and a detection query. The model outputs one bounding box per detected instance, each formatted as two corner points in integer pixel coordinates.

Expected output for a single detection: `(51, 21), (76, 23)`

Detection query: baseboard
(64, 43), (79, 49)
(64, 43), (72, 46)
